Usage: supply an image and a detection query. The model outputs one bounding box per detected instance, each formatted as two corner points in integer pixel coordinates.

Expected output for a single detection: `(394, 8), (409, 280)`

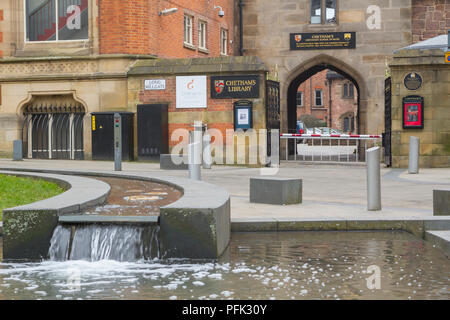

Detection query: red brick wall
(412, 0), (450, 42)
(297, 70), (358, 132)
(329, 80), (358, 132)
(99, 0), (234, 57)
(296, 70), (329, 123)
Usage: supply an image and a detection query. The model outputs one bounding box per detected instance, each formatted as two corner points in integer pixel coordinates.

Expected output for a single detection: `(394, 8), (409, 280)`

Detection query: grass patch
(0, 174), (65, 220)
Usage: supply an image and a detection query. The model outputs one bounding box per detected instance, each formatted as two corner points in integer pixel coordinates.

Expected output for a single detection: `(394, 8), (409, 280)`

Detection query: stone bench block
(433, 189), (450, 216)
(250, 177), (302, 205)
(160, 154), (188, 170)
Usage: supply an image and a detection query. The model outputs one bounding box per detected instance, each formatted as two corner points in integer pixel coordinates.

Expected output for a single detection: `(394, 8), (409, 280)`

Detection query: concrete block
(160, 154), (188, 170)
(159, 177), (230, 259)
(2, 209), (59, 261)
(433, 189), (450, 216)
(424, 231), (450, 258)
(250, 177), (302, 205)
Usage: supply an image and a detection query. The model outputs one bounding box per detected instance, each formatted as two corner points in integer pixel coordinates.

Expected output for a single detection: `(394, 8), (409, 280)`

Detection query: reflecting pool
(0, 231), (448, 300)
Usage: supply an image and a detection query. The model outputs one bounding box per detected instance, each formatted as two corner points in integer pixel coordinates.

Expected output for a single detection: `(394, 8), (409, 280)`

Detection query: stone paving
(0, 158), (449, 220)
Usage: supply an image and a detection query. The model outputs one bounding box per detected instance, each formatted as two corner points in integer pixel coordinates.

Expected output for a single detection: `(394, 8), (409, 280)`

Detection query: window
(310, 0), (336, 25)
(343, 116), (355, 133)
(198, 20), (207, 50)
(315, 90), (323, 106)
(296, 92), (303, 106)
(220, 28), (228, 55)
(25, 0), (89, 42)
(184, 15), (193, 45)
(343, 82), (354, 98)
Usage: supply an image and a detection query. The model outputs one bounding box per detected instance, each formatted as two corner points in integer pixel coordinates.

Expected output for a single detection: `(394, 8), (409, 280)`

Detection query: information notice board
(290, 32), (356, 50)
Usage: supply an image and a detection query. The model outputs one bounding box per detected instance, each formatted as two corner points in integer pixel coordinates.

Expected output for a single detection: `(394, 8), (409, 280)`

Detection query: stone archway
(282, 54), (368, 136)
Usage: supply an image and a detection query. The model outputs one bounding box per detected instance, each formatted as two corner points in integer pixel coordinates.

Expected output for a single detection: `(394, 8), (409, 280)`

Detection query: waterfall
(49, 224), (160, 262)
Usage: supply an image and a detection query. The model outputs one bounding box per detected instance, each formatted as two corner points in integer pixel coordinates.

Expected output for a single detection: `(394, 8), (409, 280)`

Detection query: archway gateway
(287, 64), (362, 135)
(282, 56), (374, 161)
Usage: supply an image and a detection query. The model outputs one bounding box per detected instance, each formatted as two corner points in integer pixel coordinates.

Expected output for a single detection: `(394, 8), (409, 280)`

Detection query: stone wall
(390, 48), (450, 168)
(0, 55), (149, 158)
(241, 0), (413, 135)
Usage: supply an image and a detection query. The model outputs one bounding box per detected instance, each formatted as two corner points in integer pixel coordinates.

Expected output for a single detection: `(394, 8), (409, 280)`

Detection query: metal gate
(266, 80), (280, 163)
(383, 77), (392, 167)
(22, 104), (85, 160)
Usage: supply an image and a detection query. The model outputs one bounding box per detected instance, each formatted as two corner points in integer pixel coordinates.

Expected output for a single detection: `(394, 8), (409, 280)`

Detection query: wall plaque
(211, 75), (259, 99)
(404, 73), (422, 90)
(290, 32), (356, 50)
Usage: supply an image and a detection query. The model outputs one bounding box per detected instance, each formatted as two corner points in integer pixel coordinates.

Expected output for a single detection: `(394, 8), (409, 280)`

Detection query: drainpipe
(239, 0), (244, 56)
(328, 78), (332, 128)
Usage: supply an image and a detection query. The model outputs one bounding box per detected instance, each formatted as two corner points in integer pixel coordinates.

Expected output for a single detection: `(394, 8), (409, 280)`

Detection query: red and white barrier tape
(281, 133), (382, 138)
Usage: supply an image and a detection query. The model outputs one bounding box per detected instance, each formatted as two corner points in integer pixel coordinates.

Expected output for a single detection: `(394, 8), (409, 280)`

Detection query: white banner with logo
(176, 76), (207, 109)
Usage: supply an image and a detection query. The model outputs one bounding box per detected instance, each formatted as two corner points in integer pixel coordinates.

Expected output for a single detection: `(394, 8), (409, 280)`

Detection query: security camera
(159, 8), (178, 16)
(214, 5), (224, 18)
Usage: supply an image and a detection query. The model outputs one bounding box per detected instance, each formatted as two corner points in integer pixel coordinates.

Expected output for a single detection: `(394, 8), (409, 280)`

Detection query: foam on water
(0, 231), (449, 300)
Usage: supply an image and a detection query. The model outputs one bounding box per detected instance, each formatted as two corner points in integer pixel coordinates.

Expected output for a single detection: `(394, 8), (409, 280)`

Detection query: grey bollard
(188, 131), (201, 181)
(202, 133), (212, 169)
(13, 140), (23, 161)
(366, 146), (381, 211)
(408, 136), (420, 174)
(114, 113), (122, 171)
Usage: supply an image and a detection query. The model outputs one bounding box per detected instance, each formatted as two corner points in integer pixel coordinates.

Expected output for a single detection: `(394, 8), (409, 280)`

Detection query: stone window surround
(184, 14), (194, 46)
(314, 88), (323, 106)
(342, 81), (354, 99)
(8, 0), (98, 56)
(198, 20), (207, 50)
(308, 0), (339, 26)
(220, 27), (228, 56)
(296, 91), (303, 107)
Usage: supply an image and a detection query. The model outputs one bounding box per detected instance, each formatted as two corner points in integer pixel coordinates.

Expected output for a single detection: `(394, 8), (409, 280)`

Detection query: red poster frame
(402, 96), (424, 129)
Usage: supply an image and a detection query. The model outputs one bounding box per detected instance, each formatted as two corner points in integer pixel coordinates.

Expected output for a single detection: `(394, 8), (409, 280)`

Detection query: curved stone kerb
(0, 171), (110, 214)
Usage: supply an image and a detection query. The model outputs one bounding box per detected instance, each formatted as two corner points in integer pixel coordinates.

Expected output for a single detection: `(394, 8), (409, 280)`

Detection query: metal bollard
(13, 140), (23, 161)
(202, 133), (212, 169)
(408, 136), (420, 174)
(366, 146), (381, 211)
(188, 130), (202, 181)
(114, 113), (122, 171)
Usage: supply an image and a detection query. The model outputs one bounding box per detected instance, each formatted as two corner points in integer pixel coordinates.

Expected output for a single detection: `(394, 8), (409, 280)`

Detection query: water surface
(0, 231), (448, 300)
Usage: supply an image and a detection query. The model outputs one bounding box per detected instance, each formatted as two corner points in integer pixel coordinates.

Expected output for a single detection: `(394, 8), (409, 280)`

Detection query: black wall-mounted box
(91, 112), (134, 161)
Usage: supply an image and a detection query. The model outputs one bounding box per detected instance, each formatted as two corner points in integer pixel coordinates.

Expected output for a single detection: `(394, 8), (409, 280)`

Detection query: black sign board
(234, 100), (253, 131)
(404, 72), (422, 90)
(211, 75), (259, 99)
(290, 32), (356, 50)
(402, 95), (424, 129)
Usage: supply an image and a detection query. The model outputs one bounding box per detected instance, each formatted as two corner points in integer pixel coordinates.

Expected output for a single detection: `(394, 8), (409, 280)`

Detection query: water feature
(49, 225), (160, 262)
(0, 231), (449, 300)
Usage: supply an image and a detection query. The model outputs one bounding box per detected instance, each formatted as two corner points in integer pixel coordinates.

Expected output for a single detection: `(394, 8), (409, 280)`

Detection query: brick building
(296, 69), (358, 133)
(0, 0), (448, 167)
(0, 0), (244, 161)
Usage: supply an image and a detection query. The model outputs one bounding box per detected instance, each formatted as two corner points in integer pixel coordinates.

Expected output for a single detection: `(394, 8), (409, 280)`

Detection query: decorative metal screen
(22, 104), (85, 159)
